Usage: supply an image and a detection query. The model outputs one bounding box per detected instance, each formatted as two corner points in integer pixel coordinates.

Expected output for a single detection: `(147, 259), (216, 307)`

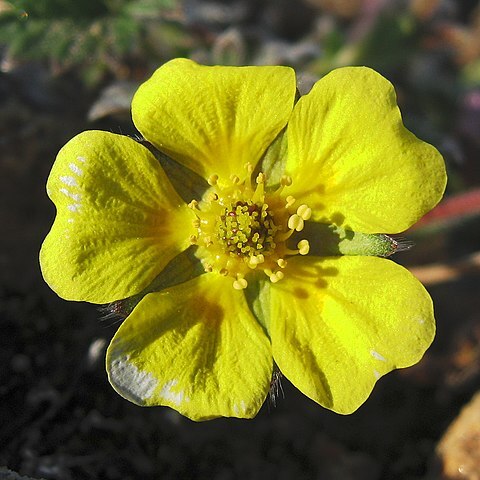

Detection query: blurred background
(1, 0), (480, 479)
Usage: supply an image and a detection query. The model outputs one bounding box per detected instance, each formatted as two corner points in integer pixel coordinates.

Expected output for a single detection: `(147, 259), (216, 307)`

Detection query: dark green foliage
(0, 0), (180, 86)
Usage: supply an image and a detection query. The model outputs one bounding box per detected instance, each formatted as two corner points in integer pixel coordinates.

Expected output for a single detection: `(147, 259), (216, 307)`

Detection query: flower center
(219, 200), (277, 258)
(188, 167), (311, 289)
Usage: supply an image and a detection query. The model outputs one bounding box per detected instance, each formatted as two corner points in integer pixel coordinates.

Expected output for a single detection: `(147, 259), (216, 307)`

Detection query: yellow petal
(286, 67), (446, 233)
(269, 256), (435, 414)
(106, 274), (272, 421)
(40, 131), (194, 303)
(132, 58), (296, 183)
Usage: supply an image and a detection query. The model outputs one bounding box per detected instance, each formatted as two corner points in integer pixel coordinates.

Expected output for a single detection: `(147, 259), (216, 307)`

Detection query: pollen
(191, 169), (314, 288)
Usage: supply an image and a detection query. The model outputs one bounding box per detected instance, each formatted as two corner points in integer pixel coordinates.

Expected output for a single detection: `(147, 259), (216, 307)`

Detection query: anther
(245, 162), (254, 173)
(193, 219), (201, 228)
(287, 214), (304, 232)
(285, 195), (296, 208)
(208, 174), (218, 186)
(188, 199), (199, 209)
(248, 254), (265, 268)
(230, 175), (240, 184)
(277, 258), (287, 268)
(275, 176), (292, 195)
(189, 235), (198, 244)
(206, 192), (218, 202)
(256, 172), (266, 184)
(281, 176), (292, 186)
(297, 239), (310, 255)
(270, 271), (284, 283)
(219, 268), (229, 276)
(204, 236), (213, 247)
(233, 278), (248, 290)
(297, 204), (312, 221)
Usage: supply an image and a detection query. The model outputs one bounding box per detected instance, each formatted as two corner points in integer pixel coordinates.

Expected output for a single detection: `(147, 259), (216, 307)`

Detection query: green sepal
(140, 140), (210, 203)
(244, 274), (271, 335)
(110, 246), (205, 317)
(259, 128), (288, 188)
(299, 223), (399, 257)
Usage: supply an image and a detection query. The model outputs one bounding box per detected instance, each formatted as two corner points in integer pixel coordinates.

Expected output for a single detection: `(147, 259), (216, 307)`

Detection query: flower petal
(106, 274), (272, 420)
(268, 256), (435, 414)
(40, 131), (194, 303)
(132, 58), (296, 182)
(286, 67), (446, 233)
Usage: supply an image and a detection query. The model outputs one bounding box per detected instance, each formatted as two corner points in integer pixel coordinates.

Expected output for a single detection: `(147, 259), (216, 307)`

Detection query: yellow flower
(40, 58), (446, 421)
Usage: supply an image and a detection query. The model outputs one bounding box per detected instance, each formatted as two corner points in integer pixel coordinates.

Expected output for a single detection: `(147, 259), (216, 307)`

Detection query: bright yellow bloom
(40, 59), (446, 421)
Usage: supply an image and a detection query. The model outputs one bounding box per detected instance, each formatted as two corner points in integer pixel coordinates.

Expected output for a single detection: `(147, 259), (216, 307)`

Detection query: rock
(433, 391), (480, 479)
(87, 81), (139, 122)
(0, 466), (45, 480)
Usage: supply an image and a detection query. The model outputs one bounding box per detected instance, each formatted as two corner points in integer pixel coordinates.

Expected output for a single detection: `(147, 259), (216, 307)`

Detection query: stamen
(297, 239), (310, 255)
(252, 179), (265, 203)
(296, 204), (312, 221)
(208, 174), (218, 186)
(275, 229), (294, 242)
(287, 214), (304, 232)
(191, 168), (313, 290)
(285, 195), (296, 208)
(275, 176), (292, 195)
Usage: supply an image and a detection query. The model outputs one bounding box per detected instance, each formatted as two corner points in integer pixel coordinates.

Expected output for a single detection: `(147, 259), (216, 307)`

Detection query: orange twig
(409, 251), (480, 285)
(412, 189), (480, 231)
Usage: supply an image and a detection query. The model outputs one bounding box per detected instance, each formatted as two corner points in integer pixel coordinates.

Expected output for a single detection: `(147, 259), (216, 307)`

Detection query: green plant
(0, 0), (185, 86)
